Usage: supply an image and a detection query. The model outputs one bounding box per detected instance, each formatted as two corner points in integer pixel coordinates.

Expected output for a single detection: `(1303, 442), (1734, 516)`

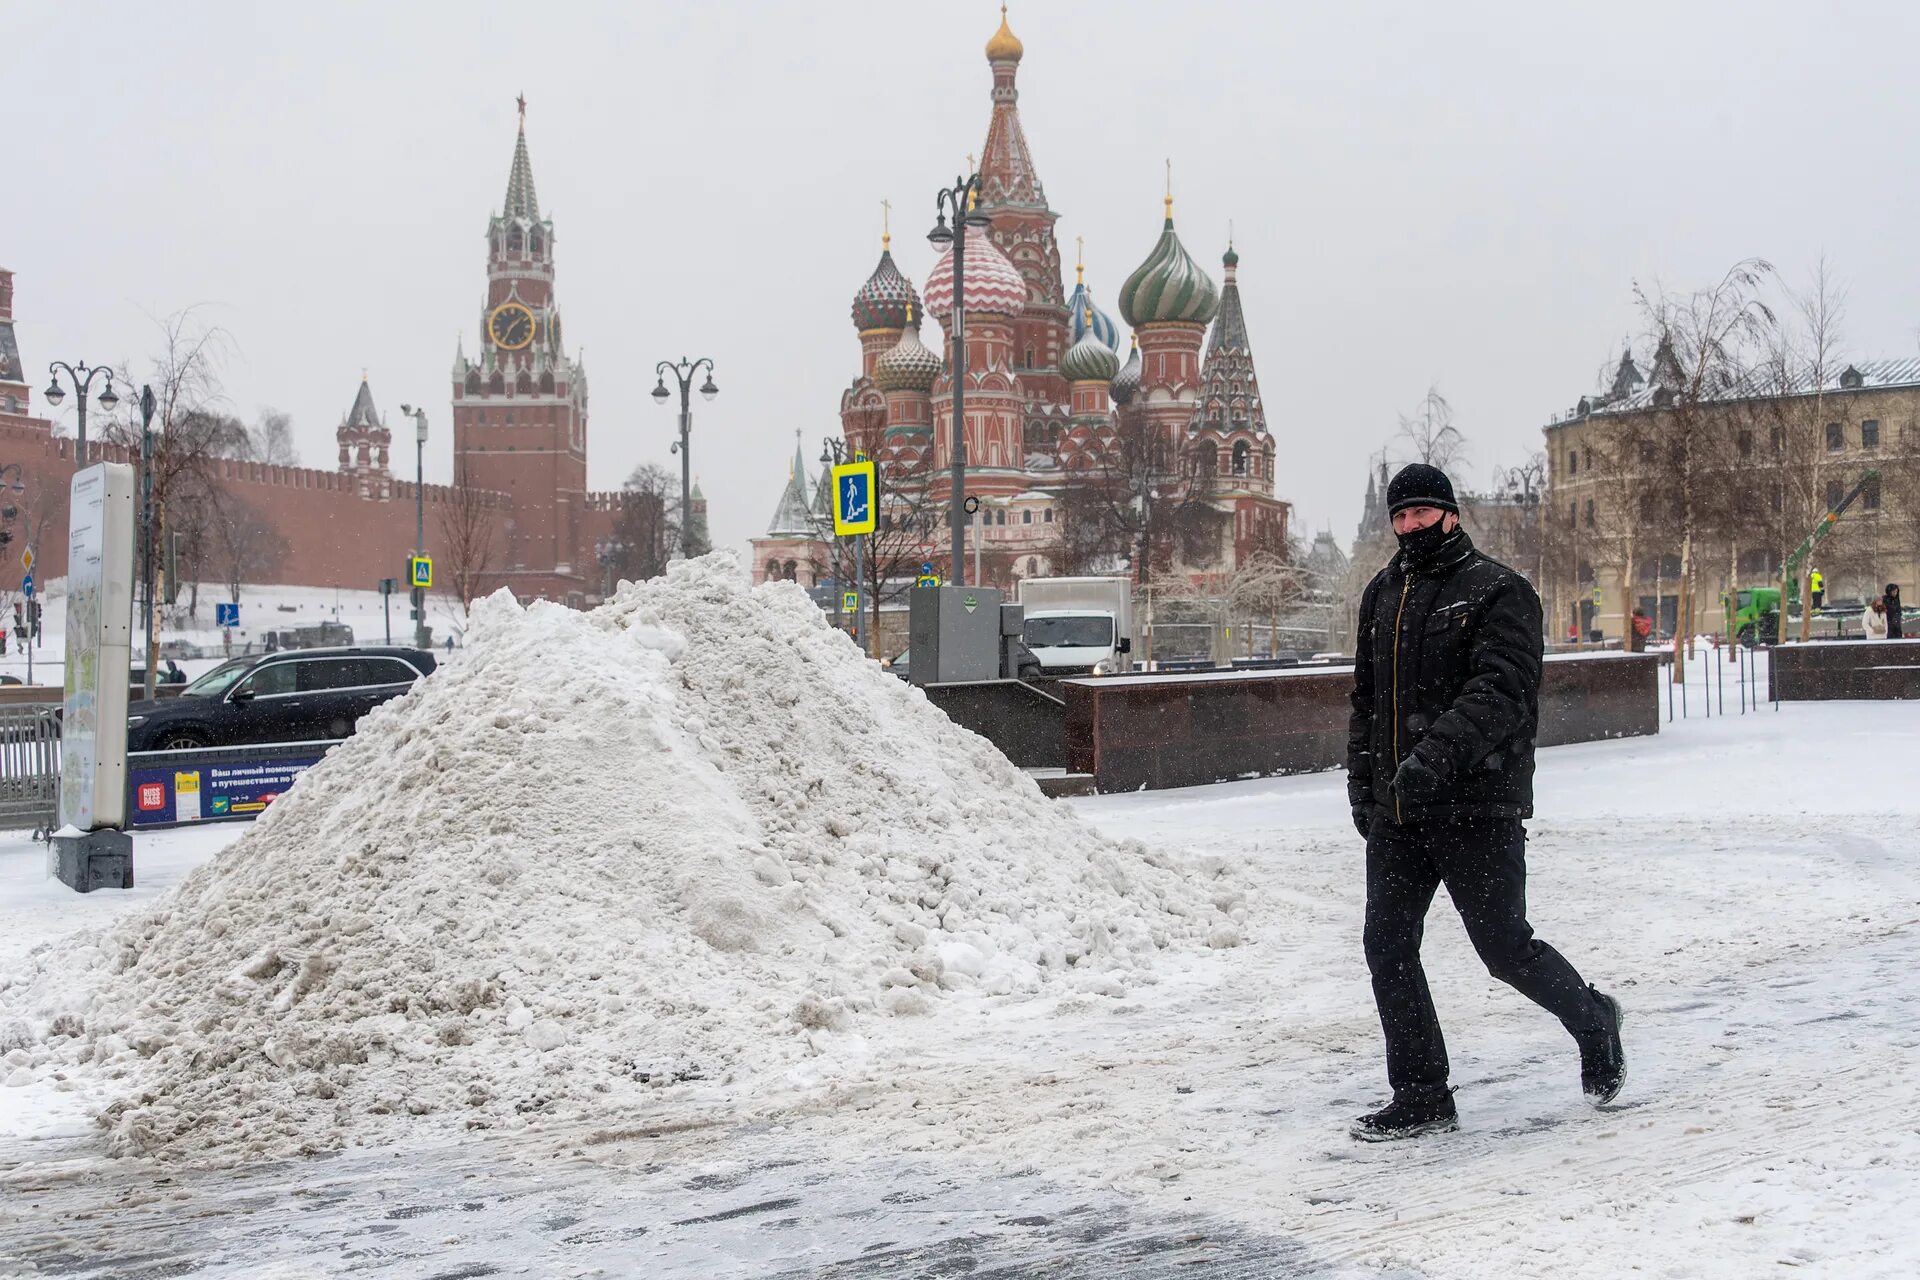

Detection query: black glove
(1352, 805), (1374, 839)
(1391, 753), (1443, 805)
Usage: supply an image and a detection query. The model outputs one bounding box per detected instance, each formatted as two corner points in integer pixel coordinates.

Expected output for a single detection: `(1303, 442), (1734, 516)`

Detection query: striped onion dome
(1066, 279), (1119, 351)
(850, 247), (921, 332)
(921, 225), (1029, 321)
(1118, 201), (1220, 328)
(873, 304), (943, 393)
(1062, 310), (1121, 383)
(1110, 334), (1142, 405)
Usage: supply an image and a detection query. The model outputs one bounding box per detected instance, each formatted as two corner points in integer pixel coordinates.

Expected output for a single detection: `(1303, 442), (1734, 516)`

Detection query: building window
(1232, 441), (1250, 475)
(1770, 426), (1785, 454)
(1863, 474), (1882, 510)
(996, 508), (1006, 525)
(1826, 422), (1844, 451)
(1862, 419), (1880, 450)
(1639, 440), (1657, 464)
(1638, 492), (1656, 519)
(1568, 450), (1578, 476)
(1737, 429), (1753, 458)
(1569, 501), (1577, 528)
(1826, 479), (1844, 508)
(1044, 508), (1054, 523)
(1024, 346), (1035, 367)
(1770, 483), (1783, 513)
(765, 559), (779, 581)
(1584, 499), (1595, 528)
(1022, 509), (1032, 524)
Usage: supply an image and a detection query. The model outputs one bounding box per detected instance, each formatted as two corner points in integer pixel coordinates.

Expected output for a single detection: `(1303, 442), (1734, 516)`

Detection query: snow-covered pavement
(2, 692), (1916, 1277)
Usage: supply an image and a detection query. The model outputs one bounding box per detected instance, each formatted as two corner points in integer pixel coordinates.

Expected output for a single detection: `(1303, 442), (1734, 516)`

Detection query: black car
(126, 647), (437, 752)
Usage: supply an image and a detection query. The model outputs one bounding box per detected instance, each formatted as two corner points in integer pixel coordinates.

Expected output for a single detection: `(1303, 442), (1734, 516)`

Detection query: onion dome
(1066, 278), (1119, 351)
(1110, 334), (1142, 405)
(922, 225), (1029, 321)
(850, 245), (921, 332)
(985, 3), (1023, 62)
(873, 302), (943, 393)
(1118, 196), (1220, 328)
(1062, 309), (1121, 383)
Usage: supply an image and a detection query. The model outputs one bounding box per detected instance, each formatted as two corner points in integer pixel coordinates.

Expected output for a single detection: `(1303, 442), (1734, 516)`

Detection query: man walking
(1346, 464), (1625, 1141)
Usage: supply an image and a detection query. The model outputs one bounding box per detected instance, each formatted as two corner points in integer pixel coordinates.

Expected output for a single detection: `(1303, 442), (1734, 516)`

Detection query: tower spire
(502, 99), (540, 221)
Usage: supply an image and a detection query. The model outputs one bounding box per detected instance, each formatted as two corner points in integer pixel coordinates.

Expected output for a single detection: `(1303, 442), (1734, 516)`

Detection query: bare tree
(249, 408), (301, 466)
(208, 492), (289, 603)
(437, 458), (501, 608)
(96, 311), (235, 695)
(607, 462), (678, 585)
(1396, 386), (1469, 472)
(1633, 258), (1777, 676)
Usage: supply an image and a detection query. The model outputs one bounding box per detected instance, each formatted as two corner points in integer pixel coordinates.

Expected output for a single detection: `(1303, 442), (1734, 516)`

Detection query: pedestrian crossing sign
(842, 591), (859, 611)
(831, 460), (877, 537)
(411, 555), (433, 589)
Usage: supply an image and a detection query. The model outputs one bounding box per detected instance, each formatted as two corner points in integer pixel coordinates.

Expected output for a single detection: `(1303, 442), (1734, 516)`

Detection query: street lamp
(595, 537), (624, 598)
(929, 172), (991, 585)
(44, 361), (118, 470)
(399, 404), (429, 648)
(652, 357), (717, 560)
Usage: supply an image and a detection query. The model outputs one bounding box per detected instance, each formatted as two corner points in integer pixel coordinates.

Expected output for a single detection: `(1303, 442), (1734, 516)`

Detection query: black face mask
(1395, 517), (1458, 565)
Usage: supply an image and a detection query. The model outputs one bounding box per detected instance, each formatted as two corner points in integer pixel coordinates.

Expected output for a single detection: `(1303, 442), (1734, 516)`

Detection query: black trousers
(1363, 812), (1603, 1092)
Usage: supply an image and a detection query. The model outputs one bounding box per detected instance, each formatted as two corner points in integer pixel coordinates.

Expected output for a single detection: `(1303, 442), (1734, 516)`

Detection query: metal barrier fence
(0, 706), (61, 837)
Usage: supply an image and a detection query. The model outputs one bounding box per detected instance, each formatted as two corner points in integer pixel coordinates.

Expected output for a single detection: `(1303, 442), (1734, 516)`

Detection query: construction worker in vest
(1810, 569), (1825, 612)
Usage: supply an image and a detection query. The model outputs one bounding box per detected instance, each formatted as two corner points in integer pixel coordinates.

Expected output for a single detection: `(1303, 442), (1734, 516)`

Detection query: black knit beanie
(1386, 463), (1459, 516)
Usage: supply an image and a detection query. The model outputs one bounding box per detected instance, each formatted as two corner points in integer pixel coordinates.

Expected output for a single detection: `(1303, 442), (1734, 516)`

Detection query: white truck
(1016, 576), (1135, 677)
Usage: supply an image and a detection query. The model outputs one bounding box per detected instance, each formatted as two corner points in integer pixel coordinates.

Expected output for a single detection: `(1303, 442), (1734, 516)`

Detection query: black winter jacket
(1346, 528), (1544, 823)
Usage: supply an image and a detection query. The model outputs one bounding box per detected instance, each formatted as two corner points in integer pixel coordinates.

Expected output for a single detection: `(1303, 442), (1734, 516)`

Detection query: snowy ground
(2, 655), (1917, 1277)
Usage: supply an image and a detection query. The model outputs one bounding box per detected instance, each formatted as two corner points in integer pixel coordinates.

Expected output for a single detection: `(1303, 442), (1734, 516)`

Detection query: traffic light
(29, 601), (41, 640)
(11, 602), (22, 641)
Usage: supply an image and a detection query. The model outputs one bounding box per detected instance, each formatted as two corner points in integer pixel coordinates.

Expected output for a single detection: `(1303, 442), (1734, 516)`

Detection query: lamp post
(399, 404), (429, 648)
(43, 361), (119, 470)
(651, 357), (718, 559)
(595, 537), (623, 599)
(928, 173), (990, 586)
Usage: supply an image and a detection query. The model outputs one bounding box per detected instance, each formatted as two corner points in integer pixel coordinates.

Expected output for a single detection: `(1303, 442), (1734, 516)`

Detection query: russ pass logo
(137, 782), (166, 812)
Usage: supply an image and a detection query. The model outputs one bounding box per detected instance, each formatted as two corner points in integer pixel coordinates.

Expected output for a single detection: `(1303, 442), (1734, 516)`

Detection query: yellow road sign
(410, 555), (433, 589)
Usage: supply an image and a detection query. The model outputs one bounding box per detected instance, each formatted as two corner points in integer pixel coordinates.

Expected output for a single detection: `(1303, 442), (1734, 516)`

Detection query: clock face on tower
(488, 302), (536, 351)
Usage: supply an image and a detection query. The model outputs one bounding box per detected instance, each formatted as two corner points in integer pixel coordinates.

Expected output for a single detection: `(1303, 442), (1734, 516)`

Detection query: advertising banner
(128, 750), (331, 828)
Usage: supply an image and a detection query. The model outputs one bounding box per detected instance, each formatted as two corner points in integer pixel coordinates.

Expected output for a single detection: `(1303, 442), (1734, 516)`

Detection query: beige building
(1542, 349), (1920, 642)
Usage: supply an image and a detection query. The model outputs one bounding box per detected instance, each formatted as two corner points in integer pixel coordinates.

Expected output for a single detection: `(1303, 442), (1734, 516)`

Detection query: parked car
(125, 647), (437, 752)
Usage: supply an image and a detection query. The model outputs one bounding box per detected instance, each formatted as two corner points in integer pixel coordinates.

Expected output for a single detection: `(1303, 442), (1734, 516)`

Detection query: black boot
(1349, 1085), (1458, 1142)
(1578, 987), (1627, 1106)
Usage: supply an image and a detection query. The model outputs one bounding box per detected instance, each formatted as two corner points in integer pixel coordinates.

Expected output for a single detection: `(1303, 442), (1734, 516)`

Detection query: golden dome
(985, 4), (1023, 62)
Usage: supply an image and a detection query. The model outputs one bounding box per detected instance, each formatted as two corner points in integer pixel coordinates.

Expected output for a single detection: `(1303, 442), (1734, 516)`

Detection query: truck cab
(1016, 576), (1135, 677)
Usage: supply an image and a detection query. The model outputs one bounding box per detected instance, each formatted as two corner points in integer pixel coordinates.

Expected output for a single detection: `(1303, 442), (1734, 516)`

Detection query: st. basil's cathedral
(752, 6), (1291, 591)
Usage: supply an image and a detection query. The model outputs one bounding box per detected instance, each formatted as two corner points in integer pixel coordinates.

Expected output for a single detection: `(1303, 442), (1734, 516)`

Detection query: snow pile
(0, 553), (1241, 1158)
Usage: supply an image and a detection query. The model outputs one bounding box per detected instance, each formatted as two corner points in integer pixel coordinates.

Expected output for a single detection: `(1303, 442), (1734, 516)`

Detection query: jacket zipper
(1391, 575), (1411, 823)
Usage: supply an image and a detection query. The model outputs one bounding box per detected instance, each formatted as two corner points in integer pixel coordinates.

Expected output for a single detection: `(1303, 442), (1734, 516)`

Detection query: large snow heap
(0, 554), (1243, 1158)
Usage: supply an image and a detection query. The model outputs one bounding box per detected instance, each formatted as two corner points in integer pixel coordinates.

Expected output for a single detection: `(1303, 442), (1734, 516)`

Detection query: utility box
(908, 585), (1004, 685)
(999, 603), (1036, 679)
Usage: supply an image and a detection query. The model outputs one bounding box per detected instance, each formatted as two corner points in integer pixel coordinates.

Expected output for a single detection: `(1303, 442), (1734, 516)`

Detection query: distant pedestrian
(1628, 607), (1652, 653)
(163, 659), (186, 684)
(1887, 584), (1905, 639)
(222, 627), (233, 658)
(1863, 597), (1889, 641)
(1809, 569), (1826, 612)
(445, 634), (455, 655)
(1346, 464), (1625, 1142)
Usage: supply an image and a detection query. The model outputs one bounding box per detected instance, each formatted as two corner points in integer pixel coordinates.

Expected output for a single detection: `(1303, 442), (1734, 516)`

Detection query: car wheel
(159, 731), (209, 751)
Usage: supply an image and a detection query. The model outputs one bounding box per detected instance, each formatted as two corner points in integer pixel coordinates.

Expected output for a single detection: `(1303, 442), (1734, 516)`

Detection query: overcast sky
(15, 0), (1920, 558)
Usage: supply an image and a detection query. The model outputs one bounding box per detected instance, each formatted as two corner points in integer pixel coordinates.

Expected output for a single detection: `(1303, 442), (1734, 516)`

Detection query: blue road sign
(20, 573), (32, 599)
(831, 460), (877, 536)
(215, 602), (240, 627)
